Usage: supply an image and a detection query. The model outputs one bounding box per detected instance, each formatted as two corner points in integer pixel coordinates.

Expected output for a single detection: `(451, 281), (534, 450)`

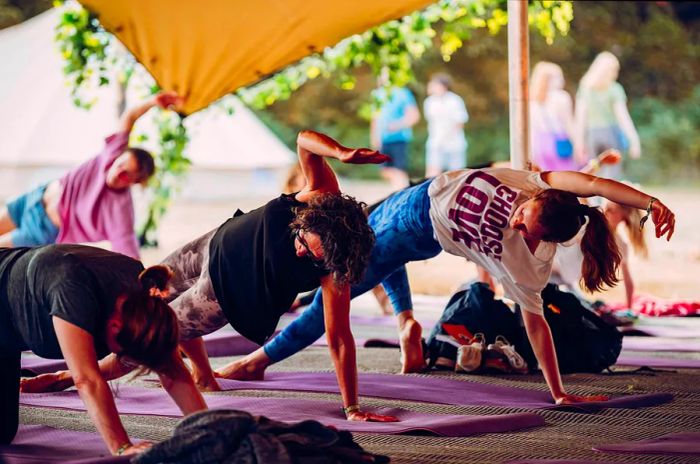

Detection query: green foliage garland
(53, 0), (572, 243)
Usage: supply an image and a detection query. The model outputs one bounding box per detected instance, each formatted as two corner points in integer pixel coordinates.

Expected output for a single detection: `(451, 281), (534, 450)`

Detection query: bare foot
(214, 359), (266, 381)
(399, 319), (426, 374)
(20, 372), (73, 393)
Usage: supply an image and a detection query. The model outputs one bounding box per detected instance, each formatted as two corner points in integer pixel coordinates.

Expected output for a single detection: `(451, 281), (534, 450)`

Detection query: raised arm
(541, 171), (675, 240)
(119, 91), (184, 135)
(295, 130), (389, 201)
(53, 318), (148, 456)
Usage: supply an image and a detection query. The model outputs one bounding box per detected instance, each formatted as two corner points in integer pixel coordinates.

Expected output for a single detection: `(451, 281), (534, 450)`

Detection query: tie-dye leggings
(160, 228), (228, 340)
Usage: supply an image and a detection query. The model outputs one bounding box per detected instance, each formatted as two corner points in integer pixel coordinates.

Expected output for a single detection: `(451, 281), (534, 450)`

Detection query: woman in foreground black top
(24, 130), (397, 423)
(0, 244), (206, 456)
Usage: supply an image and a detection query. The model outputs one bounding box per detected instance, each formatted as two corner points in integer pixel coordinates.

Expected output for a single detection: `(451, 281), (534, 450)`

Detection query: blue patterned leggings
(264, 180), (442, 362)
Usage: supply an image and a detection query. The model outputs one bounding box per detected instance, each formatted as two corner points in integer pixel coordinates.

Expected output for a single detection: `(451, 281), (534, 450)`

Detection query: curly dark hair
(291, 193), (375, 285)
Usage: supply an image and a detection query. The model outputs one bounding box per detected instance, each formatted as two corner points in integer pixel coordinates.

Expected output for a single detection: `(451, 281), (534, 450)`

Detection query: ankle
(396, 311), (416, 330)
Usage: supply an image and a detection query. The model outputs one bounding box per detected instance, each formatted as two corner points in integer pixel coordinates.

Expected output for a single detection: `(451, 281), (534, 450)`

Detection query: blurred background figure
(423, 73), (469, 177)
(370, 71), (420, 189)
(529, 62), (576, 171)
(574, 51), (641, 179)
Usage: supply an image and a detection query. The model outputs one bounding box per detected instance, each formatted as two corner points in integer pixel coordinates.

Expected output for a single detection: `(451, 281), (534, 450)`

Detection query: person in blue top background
(370, 70), (421, 189)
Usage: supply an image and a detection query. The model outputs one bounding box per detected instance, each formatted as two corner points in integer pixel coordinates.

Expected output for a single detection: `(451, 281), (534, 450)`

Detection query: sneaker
(482, 348), (512, 373)
(487, 335), (529, 374)
(456, 333), (486, 373)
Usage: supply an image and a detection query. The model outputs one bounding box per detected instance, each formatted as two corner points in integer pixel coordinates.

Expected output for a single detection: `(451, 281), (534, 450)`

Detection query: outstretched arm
(53, 317), (146, 456)
(179, 337), (220, 392)
(119, 91), (184, 135)
(620, 256), (635, 309)
(295, 130), (389, 201)
(321, 275), (397, 422)
(541, 171), (675, 240)
(521, 310), (608, 405)
(156, 351), (208, 416)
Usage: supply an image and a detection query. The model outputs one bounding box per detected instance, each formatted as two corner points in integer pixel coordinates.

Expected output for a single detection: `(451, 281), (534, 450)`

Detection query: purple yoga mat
(593, 432), (700, 455)
(616, 354), (700, 369)
(20, 357), (67, 376)
(622, 337), (700, 352)
(214, 372), (672, 413)
(0, 425), (130, 464)
(505, 460), (625, 464)
(622, 325), (700, 338)
(202, 329), (275, 357)
(350, 314), (437, 328)
(19, 386), (544, 437)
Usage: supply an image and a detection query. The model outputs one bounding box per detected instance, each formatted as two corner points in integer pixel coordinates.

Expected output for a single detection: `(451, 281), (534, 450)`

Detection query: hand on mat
(650, 200), (675, 241)
(194, 375), (222, 392)
(555, 393), (609, 405)
(20, 371), (72, 393)
(347, 410), (400, 422)
(119, 441), (154, 456)
(338, 147), (391, 165)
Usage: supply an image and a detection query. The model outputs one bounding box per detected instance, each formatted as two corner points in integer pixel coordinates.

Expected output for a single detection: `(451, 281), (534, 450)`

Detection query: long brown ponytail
(535, 189), (622, 292)
(115, 265), (179, 372)
(579, 205), (622, 292)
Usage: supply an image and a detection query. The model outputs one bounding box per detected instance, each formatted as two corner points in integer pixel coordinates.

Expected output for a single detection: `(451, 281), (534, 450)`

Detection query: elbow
(326, 330), (354, 355)
(297, 130), (313, 145)
(73, 374), (105, 393)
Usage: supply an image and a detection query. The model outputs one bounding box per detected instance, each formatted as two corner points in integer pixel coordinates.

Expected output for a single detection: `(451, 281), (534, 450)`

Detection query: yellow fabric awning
(80, 0), (434, 115)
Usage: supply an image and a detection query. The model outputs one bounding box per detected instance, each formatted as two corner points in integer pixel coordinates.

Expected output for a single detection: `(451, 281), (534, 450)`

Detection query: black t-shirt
(0, 244), (144, 358)
(208, 194), (329, 345)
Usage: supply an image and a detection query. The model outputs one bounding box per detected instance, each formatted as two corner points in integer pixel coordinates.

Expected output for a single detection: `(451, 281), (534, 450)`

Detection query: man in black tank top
(26, 131), (399, 423)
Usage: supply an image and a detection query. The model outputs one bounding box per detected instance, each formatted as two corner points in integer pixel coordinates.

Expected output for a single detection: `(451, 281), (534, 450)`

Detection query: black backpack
(518, 284), (623, 374)
(425, 282), (524, 369)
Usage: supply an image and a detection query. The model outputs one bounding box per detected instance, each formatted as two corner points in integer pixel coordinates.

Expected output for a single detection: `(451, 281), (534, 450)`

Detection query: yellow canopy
(81, 0), (434, 115)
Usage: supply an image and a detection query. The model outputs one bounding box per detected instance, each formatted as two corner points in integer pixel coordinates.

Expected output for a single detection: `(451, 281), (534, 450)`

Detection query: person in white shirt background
(423, 73), (469, 177)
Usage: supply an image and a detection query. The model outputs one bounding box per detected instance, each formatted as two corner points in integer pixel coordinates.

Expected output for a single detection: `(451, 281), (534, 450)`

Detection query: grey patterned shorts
(160, 228), (228, 340)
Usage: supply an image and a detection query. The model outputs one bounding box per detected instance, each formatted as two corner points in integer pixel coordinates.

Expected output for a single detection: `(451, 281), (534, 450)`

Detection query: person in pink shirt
(0, 92), (182, 259)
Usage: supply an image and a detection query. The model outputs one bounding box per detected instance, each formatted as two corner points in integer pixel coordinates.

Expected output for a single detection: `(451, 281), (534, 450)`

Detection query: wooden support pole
(507, 0), (530, 169)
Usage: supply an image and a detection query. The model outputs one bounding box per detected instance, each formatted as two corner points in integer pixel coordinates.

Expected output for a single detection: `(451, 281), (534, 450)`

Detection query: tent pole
(507, 0), (530, 170)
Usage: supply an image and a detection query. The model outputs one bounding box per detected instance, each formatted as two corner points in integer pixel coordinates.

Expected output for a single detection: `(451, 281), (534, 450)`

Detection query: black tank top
(208, 194), (328, 344)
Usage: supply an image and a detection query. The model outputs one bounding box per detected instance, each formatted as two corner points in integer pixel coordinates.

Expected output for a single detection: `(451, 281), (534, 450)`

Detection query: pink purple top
(56, 132), (140, 259)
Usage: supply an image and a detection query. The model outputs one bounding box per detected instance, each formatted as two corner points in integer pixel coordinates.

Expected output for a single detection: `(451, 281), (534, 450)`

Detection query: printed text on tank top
(446, 170), (521, 262)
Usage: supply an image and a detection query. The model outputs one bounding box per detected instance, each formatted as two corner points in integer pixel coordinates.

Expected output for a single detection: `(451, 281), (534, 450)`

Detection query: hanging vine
(53, 0), (572, 244)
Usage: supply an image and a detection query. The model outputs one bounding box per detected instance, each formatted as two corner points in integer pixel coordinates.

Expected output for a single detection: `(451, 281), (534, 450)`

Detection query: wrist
(113, 442), (132, 456)
(342, 404), (360, 418)
(649, 197), (661, 211)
